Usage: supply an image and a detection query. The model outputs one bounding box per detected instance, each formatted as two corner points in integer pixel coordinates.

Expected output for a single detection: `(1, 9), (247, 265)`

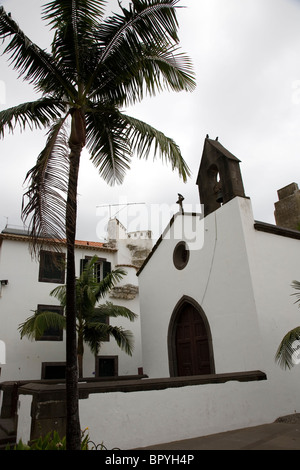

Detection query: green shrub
(6, 428), (90, 450)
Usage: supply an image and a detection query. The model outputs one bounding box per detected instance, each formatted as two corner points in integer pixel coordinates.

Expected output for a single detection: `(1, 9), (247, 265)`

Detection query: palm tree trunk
(65, 109), (86, 450)
(78, 333), (84, 379)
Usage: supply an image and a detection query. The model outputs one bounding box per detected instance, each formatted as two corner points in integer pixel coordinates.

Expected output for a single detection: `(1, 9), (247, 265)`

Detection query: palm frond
(123, 0), (181, 43)
(0, 6), (75, 97)
(96, 0), (180, 64)
(42, 0), (106, 31)
(0, 98), (66, 138)
(85, 109), (132, 185)
(43, 0), (105, 85)
(50, 284), (67, 306)
(89, 41), (195, 107)
(122, 113), (191, 182)
(275, 327), (300, 369)
(50, 256), (127, 310)
(86, 106), (190, 184)
(291, 280), (300, 306)
(141, 46), (196, 94)
(86, 0), (183, 97)
(84, 322), (135, 356)
(22, 117), (70, 250)
(18, 309), (66, 340)
(93, 302), (138, 322)
(95, 268), (128, 300)
(105, 325), (135, 356)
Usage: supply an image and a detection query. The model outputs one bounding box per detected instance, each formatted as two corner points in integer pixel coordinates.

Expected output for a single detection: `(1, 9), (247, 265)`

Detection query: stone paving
(137, 414), (300, 450)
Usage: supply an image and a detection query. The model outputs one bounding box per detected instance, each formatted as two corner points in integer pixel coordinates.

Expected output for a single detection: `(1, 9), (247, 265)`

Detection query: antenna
(96, 202), (145, 219)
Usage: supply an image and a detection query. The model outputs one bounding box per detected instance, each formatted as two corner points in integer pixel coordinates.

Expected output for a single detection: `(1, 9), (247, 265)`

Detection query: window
(173, 241), (189, 270)
(39, 250), (65, 283)
(80, 256), (111, 283)
(41, 362), (66, 380)
(96, 356), (118, 377)
(36, 304), (64, 341)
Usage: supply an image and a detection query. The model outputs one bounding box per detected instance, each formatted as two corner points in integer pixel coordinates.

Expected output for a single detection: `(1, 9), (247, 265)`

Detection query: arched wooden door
(169, 299), (214, 376)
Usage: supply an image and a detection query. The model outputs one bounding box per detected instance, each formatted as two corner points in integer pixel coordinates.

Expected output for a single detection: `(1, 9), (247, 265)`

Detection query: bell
(216, 190), (223, 203)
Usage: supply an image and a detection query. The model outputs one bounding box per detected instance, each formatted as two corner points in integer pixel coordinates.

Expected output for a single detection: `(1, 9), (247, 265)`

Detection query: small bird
(176, 194), (184, 213)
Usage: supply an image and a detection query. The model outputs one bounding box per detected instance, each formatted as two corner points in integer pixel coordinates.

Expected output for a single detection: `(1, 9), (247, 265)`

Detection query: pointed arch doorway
(168, 297), (215, 377)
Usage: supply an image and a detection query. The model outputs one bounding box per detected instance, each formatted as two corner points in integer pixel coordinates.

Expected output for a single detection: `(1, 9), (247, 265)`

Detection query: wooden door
(175, 303), (211, 376)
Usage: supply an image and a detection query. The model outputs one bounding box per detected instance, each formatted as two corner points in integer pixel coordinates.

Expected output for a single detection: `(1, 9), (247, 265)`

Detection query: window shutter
(80, 258), (89, 274)
(103, 261), (111, 279)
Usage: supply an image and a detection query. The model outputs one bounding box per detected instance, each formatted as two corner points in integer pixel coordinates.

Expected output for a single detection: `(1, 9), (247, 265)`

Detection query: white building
(0, 218), (152, 382)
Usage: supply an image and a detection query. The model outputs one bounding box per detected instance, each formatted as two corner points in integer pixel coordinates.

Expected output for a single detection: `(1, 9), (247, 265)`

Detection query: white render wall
(15, 377), (285, 449)
(79, 380), (272, 449)
(0, 237), (142, 382)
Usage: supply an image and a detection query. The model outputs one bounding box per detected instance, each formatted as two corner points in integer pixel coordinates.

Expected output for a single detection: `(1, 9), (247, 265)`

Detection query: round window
(173, 241), (189, 270)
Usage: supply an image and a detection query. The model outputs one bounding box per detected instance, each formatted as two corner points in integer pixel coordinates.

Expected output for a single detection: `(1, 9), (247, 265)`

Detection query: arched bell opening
(207, 164), (223, 204)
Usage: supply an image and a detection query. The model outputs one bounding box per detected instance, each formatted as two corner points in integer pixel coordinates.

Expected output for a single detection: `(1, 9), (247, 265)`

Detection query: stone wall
(110, 284), (139, 300)
(274, 182), (300, 230)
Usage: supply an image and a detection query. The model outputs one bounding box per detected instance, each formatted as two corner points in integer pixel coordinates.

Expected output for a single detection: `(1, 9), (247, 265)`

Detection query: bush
(6, 428), (90, 450)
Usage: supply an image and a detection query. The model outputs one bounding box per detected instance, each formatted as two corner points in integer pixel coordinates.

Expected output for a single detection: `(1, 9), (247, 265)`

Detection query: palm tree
(0, 0), (195, 449)
(275, 281), (300, 369)
(19, 256), (137, 378)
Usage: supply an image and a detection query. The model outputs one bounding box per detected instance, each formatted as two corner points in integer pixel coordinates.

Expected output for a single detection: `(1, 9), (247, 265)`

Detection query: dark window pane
(36, 305), (64, 341)
(103, 261), (111, 278)
(39, 251), (65, 283)
(42, 363), (66, 380)
(97, 357), (117, 377)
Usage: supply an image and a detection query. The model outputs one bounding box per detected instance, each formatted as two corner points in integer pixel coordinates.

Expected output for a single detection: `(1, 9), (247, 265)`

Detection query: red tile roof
(74, 239), (104, 248)
(0, 231), (116, 252)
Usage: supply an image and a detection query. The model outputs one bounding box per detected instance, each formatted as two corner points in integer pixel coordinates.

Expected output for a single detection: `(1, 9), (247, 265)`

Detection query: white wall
(70, 378), (291, 449)
(243, 212), (300, 414)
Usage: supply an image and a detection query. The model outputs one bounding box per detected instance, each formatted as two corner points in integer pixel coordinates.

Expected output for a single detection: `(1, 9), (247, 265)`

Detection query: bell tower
(196, 136), (246, 217)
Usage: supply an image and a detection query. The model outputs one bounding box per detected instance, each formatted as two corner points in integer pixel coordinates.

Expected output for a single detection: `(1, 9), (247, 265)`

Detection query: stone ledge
(17, 370), (267, 400)
(254, 221), (300, 240)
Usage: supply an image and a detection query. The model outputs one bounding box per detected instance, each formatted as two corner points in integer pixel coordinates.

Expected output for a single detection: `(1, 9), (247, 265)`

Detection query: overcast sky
(0, 0), (300, 241)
